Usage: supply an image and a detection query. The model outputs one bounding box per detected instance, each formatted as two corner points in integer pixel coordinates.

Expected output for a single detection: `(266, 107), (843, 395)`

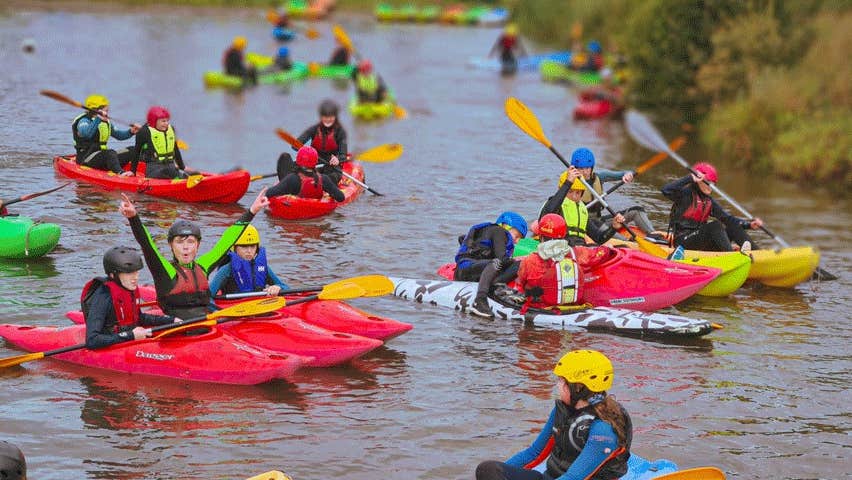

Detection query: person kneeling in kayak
(118, 189), (269, 319)
(130, 106), (188, 179)
(223, 36), (258, 84)
(475, 349), (632, 480)
(208, 225), (290, 297)
(277, 100), (349, 184)
(272, 46), (294, 71)
(83, 246), (178, 349)
(540, 172), (625, 247)
(268, 146), (345, 201)
(661, 162), (761, 253)
(72, 94), (140, 177)
(455, 211), (528, 318)
(351, 59), (389, 104)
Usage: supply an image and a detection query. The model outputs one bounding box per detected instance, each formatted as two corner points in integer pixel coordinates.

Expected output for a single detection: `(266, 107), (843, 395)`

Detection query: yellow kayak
(676, 252), (752, 297)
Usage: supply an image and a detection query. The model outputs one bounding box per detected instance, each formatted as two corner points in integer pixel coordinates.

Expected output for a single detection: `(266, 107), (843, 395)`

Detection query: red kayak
(54, 155), (250, 203)
(573, 99), (623, 120)
(267, 162), (365, 219)
(438, 246), (720, 312)
(0, 323), (307, 385)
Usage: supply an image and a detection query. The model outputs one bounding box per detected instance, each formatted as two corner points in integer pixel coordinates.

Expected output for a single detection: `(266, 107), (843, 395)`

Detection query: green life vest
(560, 199), (589, 238)
(356, 73), (379, 95)
(147, 125), (176, 163)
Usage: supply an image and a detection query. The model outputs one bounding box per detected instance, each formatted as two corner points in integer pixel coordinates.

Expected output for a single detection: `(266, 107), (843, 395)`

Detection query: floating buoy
(21, 38), (35, 53)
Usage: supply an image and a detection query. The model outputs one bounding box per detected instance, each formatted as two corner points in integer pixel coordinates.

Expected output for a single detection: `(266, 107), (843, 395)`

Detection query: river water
(0, 3), (850, 479)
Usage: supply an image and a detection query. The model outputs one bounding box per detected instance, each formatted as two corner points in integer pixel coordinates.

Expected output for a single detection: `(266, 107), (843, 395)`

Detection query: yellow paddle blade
(317, 283), (367, 301)
(305, 27), (320, 39)
(654, 467), (726, 480)
(275, 128), (303, 148)
(265, 9), (279, 24)
(153, 319), (216, 339)
(355, 144), (404, 163)
(176, 139), (189, 150)
(322, 275), (393, 297)
(0, 351), (46, 369)
(393, 105), (408, 120)
(636, 236), (670, 259)
(504, 97), (552, 148)
(308, 62), (321, 76)
(333, 24), (354, 53)
(186, 175), (204, 188)
(209, 297), (287, 319)
(246, 471), (292, 480)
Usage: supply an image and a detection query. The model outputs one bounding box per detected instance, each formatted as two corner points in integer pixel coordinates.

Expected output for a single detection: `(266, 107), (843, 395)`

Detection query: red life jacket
(312, 126), (338, 155)
(159, 261), (210, 318)
(500, 35), (517, 50)
(681, 192), (712, 223)
(299, 173), (325, 199)
(519, 254), (582, 308)
(81, 277), (139, 330)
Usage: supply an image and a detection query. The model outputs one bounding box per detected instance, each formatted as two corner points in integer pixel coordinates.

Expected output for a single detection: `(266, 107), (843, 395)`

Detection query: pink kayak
(573, 99), (623, 120)
(267, 162), (365, 219)
(0, 323), (307, 385)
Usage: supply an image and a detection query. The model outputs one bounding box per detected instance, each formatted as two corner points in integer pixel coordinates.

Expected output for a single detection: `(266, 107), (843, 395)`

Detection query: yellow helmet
(553, 349), (613, 392)
(235, 225), (260, 246)
(569, 178), (586, 191)
(84, 94), (109, 110)
(233, 36), (247, 50)
(505, 23), (518, 36)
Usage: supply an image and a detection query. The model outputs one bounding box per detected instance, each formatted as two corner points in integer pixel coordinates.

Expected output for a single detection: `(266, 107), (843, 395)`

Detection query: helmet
(495, 211), (528, 238)
(553, 349), (613, 392)
(146, 106), (170, 127)
(570, 148), (595, 168)
(358, 59), (373, 74)
(103, 246), (144, 275)
(167, 219), (202, 242)
(569, 178), (587, 191)
(505, 23), (518, 36)
(235, 225), (260, 246)
(0, 440), (25, 480)
(296, 145), (319, 168)
(233, 36), (247, 50)
(84, 94), (109, 110)
(693, 162), (718, 183)
(278, 46), (289, 58)
(587, 40), (602, 54)
(318, 99), (339, 117)
(538, 213), (567, 239)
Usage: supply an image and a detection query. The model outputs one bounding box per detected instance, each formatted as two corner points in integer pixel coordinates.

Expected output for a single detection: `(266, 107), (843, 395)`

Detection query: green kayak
(349, 96), (396, 120)
(0, 215), (61, 259)
(247, 53), (354, 80)
(540, 60), (602, 86)
(259, 63), (310, 84)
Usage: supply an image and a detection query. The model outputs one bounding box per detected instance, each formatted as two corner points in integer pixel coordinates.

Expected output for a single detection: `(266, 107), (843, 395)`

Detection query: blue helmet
(587, 40), (602, 54)
(571, 148), (596, 168)
(278, 46), (289, 58)
(495, 211), (528, 238)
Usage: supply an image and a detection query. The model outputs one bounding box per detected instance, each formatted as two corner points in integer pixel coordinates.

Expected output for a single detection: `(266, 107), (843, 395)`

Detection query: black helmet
(318, 99), (339, 117)
(0, 440), (26, 480)
(103, 246), (144, 275)
(167, 219), (201, 242)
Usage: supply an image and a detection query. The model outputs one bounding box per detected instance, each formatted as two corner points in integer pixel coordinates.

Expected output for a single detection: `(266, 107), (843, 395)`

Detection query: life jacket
(500, 35), (517, 50)
(72, 114), (111, 159)
(146, 125), (176, 164)
(228, 248), (269, 293)
(560, 199), (589, 240)
(81, 277), (139, 331)
(581, 174), (604, 215)
(159, 261), (210, 319)
(356, 73), (379, 96)
(299, 172), (325, 199)
(454, 223), (514, 268)
(679, 190), (712, 224)
(522, 252), (581, 308)
(546, 400), (632, 480)
(312, 126), (339, 156)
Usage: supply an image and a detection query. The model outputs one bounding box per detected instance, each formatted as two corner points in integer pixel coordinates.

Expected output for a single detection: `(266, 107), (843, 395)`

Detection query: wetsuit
(274, 55), (293, 71)
(223, 47), (257, 83)
(328, 47), (350, 66)
(130, 125), (186, 179)
(455, 223), (520, 302)
(351, 71), (388, 103)
(208, 247), (289, 296)
(72, 114), (135, 174)
(539, 182), (619, 246)
(83, 278), (173, 349)
(276, 122), (349, 184)
(580, 170), (655, 235)
(127, 211), (254, 319)
(661, 175), (756, 251)
(266, 170), (345, 201)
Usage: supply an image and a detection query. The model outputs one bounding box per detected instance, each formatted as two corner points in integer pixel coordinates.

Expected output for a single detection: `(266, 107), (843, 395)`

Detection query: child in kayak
(454, 211), (528, 318)
(475, 349), (632, 480)
(83, 246), (178, 349)
(351, 59), (389, 103)
(328, 35), (350, 66)
(208, 224), (290, 297)
(276, 100), (349, 184)
(118, 189), (269, 319)
(223, 36), (257, 84)
(540, 172), (625, 247)
(0, 440), (25, 480)
(268, 146), (344, 201)
(71, 94), (140, 176)
(130, 106), (188, 179)
(661, 162), (761, 252)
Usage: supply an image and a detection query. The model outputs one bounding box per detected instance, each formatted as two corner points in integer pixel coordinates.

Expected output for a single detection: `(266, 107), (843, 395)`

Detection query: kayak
(0, 323), (307, 385)
(390, 277), (716, 337)
(527, 452), (677, 479)
(458, 5), (489, 24)
(415, 5), (440, 22)
(0, 215), (61, 259)
(248, 54), (354, 80)
(281, 0), (329, 20)
(349, 97), (396, 121)
(53, 155), (250, 204)
(467, 51), (572, 72)
(267, 161), (365, 219)
(540, 60), (602, 86)
(259, 63), (310, 85)
(441, 246), (721, 311)
(573, 98), (623, 120)
(272, 26), (296, 42)
(203, 71), (253, 89)
(477, 7), (509, 26)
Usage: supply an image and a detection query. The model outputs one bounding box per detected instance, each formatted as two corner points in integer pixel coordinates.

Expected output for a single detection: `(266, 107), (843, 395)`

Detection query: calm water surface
(0, 4), (850, 479)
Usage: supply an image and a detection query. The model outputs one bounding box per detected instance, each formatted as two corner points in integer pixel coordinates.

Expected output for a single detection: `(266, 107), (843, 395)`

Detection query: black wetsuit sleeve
(266, 174), (302, 197)
(297, 125), (316, 148)
(128, 215), (174, 293)
(709, 198), (748, 228)
(335, 126), (348, 161)
(586, 217), (617, 245)
(85, 287), (133, 349)
(172, 126), (185, 170)
(323, 175), (345, 201)
(661, 176), (692, 201)
(540, 182), (573, 219)
(139, 311), (175, 327)
(130, 127), (151, 174)
(487, 226), (510, 261)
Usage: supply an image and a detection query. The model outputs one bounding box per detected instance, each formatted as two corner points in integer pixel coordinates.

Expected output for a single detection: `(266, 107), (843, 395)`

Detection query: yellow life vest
(560, 198), (589, 238)
(580, 174), (603, 205)
(148, 125), (176, 163)
(356, 73), (379, 95)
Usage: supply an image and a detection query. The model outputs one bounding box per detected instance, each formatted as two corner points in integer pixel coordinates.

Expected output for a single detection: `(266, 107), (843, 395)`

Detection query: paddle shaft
(221, 286), (322, 299)
(320, 164), (383, 196)
(1, 183), (70, 207)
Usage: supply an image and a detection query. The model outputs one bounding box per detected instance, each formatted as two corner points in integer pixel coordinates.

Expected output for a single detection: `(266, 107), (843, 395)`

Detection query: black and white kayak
(389, 277), (717, 337)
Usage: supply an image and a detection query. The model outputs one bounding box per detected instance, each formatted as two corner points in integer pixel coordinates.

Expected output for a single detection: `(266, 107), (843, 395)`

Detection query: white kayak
(389, 277), (716, 337)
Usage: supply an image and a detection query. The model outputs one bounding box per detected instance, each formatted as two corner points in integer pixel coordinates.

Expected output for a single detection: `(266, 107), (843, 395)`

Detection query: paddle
(265, 9), (320, 39)
(246, 470), (291, 480)
(0, 182), (70, 208)
(219, 274), (394, 300)
(0, 297), (286, 369)
(249, 143), (403, 181)
(625, 110), (837, 281)
(653, 467), (726, 480)
(274, 128), (384, 196)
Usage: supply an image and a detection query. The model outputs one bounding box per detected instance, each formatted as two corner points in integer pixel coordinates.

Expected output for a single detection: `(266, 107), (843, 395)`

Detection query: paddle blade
(505, 97), (552, 148)
(275, 128), (303, 148)
(250, 173), (277, 182)
(393, 105), (408, 120)
(186, 175), (204, 188)
(265, 9), (279, 24)
(355, 144), (404, 163)
(0, 351), (46, 369)
(40, 89), (82, 108)
(635, 136), (687, 175)
(246, 471), (292, 480)
(209, 297), (287, 319)
(653, 467), (726, 480)
(308, 62), (321, 76)
(176, 139), (189, 150)
(333, 25), (354, 53)
(317, 283), (367, 300)
(625, 110), (671, 154)
(305, 28), (320, 39)
(322, 275), (393, 297)
(636, 236), (670, 259)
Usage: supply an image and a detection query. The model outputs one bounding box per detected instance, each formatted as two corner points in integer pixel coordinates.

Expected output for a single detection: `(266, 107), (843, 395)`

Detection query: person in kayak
(475, 349), (632, 480)
(72, 94), (140, 176)
(540, 172), (625, 247)
(0, 440), (26, 480)
(208, 225), (290, 297)
(129, 106), (188, 179)
(489, 23), (527, 72)
(351, 59), (389, 103)
(328, 35), (350, 66)
(268, 146), (345, 201)
(555, 148), (657, 239)
(83, 246), (178, 350)
(579, 40), (604, 72)
(276, 99), (349, 184)
(661, 162), (761, 252)
(454, 211), (528, 318)
(578, 68), (624, 110)
(118, 189), (269, 319)
(223, 36), (257, 84)
(272, 46), (293, 71)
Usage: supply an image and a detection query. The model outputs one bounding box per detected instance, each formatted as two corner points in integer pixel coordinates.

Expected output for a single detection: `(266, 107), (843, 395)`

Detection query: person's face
(321, 114), (336, 127)
(509, 228), (523, 243)
(170, 236), (199, 264)
(567, 189), (584, 202)
(557, 377), (572, 404)
(117, 270), (140, 290)
(235, 244), (258, 261)
(578, 167), (593, 179)
(155, 117), (170, 131)
(697, 180), (713, 195)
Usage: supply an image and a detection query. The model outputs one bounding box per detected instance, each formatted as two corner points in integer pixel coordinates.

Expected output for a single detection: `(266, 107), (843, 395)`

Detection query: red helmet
(358, 59), (373, 74)
(538, 213), (567, 239)
(693, 162), (718, 183)
(146, 106), (170, 127)
(296, 146), (318, 168)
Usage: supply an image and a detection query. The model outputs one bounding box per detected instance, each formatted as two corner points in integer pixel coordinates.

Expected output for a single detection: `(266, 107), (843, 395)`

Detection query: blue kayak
(468, 51), (572, 72)
(530, 453), (677, 479)
(272, 26), (296, 41)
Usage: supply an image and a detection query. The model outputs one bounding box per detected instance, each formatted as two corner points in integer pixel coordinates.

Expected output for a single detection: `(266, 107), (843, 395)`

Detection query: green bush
(771, 111), (852, 191)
